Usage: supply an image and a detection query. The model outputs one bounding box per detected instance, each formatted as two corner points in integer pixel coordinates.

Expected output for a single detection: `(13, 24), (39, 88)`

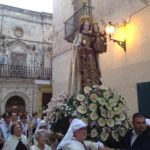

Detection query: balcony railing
(64, 5), (93, 43)
(0, 64), (51, 81)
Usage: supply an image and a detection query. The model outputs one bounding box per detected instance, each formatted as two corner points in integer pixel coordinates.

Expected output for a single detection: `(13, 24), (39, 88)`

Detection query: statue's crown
(80, 15), (92, 24)
(92, 21), (99, 26)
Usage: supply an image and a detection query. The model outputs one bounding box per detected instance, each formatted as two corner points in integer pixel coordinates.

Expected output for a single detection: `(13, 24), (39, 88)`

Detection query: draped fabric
(72, 139), (88, 150)
(68, 33), (81, 96)
(16, 140), (28, 150)
(79, 45), (100, 88)
(2, 134), (28, 150)
(62, 138), (99, 150)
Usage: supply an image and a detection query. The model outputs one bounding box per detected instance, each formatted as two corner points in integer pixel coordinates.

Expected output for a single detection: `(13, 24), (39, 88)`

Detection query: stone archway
(5, 96), (26, 115)
(2, 92), (32, 115)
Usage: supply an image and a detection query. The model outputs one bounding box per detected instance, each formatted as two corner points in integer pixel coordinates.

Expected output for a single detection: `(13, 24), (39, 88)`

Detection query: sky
(0, 0), (53, 13)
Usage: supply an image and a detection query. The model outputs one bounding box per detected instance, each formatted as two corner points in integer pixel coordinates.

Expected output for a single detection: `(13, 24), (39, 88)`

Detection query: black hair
(20, 115), (27, 120)
(2, 112), (11, 118)
(132, 112), (145, 120)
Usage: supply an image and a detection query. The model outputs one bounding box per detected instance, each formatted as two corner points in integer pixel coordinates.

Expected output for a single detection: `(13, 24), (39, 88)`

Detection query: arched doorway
(5, 96), (26, 114)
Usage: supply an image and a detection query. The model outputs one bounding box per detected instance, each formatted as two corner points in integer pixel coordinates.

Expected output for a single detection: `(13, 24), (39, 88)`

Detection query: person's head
(34, 129), (47, 146)
(73, 126), (87, 141)
(83, 20), (90, 31)
(57, 119), (87, 149)
(80, 18), (91, 33)
(11, 112), (17, 122)
(71, 119), (87, 141)
(10, 122), (23, 137)
(92, 22), (99, 33)
(41, 113), (47, 120)
(38, 120), (48, 130)
(132, 113), (147, 134)
(2, 112), (11, 124)
(34, 112), (38, 118)
(20, 115), (27, 124)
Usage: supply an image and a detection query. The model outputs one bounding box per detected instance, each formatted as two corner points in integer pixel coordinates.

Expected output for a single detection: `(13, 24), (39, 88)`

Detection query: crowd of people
(0, 112), (57, 150)
(0, 111), (150, 150)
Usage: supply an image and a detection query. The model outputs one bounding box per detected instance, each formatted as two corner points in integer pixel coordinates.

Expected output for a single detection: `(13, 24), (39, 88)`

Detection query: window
(137, 81), (150, 118)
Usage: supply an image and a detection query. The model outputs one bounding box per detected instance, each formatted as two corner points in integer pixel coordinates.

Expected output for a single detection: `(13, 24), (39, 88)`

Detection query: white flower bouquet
(46, 85), (131, 142)
(45, 91), (70, 123)
(70, 85), (131, 141)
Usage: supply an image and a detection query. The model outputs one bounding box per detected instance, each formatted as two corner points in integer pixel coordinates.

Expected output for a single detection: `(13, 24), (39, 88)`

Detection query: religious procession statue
(68, 15), (107, 95)
(46, 14), (130, 145)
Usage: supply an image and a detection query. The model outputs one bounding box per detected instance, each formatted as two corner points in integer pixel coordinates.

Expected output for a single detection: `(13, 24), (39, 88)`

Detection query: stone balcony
(0, 64), (51, 81)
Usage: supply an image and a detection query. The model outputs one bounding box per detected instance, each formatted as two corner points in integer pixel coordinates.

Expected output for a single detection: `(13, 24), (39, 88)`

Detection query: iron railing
(64, 5), (93, 43)
(0, 64), (51, 81)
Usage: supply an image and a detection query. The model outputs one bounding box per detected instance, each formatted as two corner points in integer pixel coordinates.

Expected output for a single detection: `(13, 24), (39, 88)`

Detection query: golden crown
(79, 15), (92, 24)
(92, 21), (98, 25)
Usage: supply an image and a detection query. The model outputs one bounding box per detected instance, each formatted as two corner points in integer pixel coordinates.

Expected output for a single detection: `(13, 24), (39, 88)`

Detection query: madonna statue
(68, 16), (102, 95)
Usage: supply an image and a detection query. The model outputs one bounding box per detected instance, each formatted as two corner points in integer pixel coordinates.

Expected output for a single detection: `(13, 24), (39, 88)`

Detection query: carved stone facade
(0, 4), (53, 115)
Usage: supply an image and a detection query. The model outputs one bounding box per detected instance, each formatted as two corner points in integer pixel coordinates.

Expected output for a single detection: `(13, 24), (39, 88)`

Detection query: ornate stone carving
(13, 26), (24, 38)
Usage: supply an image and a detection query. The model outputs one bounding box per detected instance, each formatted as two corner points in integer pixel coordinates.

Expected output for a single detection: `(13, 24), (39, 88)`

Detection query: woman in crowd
(34, 120), (53, 146)
(31, 129), (52, 150)
(2, 122), (29, 150)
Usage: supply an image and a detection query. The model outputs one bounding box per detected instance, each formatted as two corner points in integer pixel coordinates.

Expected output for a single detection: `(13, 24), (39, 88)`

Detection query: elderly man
(105, 112), (150, 150)
(57, 118), (113, 150)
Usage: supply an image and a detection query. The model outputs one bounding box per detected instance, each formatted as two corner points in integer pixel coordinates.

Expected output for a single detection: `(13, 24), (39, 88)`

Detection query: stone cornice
(0, 4), (53, 25)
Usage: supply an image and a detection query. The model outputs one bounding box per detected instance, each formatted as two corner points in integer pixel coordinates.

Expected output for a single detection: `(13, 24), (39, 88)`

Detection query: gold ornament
(92, 21), (99, 26)
(79, 15), (92, 24)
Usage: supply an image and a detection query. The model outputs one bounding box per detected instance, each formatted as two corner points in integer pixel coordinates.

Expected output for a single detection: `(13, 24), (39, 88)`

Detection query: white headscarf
(57, 118), (87, 150)
(34, 120), (47, 135)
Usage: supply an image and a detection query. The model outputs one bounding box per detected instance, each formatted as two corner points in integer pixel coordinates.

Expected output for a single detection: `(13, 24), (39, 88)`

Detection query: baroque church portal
(0, 4), (53, 115)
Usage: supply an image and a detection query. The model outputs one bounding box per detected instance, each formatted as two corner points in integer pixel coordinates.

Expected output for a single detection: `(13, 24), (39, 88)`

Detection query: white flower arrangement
(45, 91), (70, 123)
(46, 85), (131, 142)
(70, 85), (131, 141)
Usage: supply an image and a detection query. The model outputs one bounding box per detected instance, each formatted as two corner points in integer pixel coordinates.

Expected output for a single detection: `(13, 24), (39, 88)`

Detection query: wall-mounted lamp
(105, 21), (126, 52)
